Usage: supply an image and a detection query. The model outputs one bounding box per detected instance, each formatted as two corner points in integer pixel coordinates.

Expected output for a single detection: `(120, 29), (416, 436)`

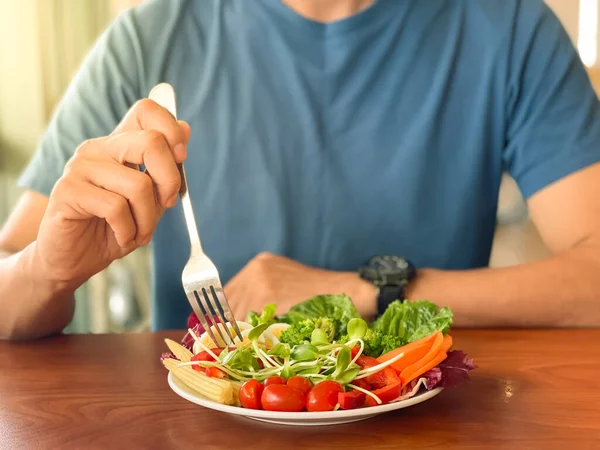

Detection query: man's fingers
(55, 178), (137, 248)
(78, 132), (180, 207)
(72, 159), (161, 245)
(113, 98), (190, 159)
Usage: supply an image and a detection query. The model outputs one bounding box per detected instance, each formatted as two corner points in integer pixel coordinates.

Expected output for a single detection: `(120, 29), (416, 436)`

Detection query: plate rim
(167, 372), (443, 420)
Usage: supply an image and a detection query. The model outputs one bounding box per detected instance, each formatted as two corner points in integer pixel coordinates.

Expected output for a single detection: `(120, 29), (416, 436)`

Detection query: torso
(147, 0), (516, 328)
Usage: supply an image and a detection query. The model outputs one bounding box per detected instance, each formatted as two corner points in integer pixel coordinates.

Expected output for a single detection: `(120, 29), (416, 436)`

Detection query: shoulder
(457, 0), (563, 42)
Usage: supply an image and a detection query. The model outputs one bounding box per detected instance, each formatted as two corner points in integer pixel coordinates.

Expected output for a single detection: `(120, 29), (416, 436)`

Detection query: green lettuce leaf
(246, 303), (277, 327)
(279, 294), (360, 335)
(372, 300), (453, 344)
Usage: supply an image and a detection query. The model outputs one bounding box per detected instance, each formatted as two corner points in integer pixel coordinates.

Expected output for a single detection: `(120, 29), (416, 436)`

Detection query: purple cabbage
(422, 350), (477, 390)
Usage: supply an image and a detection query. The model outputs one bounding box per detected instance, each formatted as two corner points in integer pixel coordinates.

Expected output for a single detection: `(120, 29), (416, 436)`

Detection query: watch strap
(376, 285), (406, 315)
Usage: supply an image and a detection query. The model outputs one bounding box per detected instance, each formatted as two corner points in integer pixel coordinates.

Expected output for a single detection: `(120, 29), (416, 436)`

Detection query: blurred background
(0, 0), (598, 334)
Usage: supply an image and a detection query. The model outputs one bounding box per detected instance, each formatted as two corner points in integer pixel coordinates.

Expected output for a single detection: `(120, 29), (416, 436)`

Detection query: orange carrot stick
(398, 332), (444, 380)
(377, 331), (441, 365)
(401, 350), (448, 385)
(441, 334), (452, 353)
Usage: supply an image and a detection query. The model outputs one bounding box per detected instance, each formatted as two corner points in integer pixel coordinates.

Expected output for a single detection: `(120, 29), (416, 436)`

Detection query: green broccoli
(279, 319), (315, 346)
(337, 329), (405, 358)
(279, 317), (337, 346)
(314, 318), (336, 342)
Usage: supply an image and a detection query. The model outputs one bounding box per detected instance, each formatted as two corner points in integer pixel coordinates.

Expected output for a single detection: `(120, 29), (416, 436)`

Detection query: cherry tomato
(338, 390), (366, 410)
(204, 367), (227, 379)
(264, 376), (286, 387)
(350, 346), (361, 358)
(261, 384), (305, 412)
(286, 376), (313, 397)
(306, 380), (344, 412)
(364, 382), (402, 407)
(239, 379), (264, 410)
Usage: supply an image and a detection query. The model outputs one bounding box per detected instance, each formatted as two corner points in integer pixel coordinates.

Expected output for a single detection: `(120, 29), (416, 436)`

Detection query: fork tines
(190, 286), (243, 347)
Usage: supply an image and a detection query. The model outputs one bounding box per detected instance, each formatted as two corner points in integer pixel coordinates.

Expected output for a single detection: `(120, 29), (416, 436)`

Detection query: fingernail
(174, 143), (186, 160)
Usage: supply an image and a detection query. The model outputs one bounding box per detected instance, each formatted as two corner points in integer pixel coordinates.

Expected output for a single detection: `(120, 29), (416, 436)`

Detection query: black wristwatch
(358, 256), (416, 316)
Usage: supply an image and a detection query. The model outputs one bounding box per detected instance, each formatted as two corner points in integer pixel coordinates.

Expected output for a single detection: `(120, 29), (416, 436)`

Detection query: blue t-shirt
(19, 0), (600, 330)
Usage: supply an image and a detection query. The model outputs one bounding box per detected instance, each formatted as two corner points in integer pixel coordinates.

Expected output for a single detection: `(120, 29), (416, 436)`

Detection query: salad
(162, 295), (476, 412)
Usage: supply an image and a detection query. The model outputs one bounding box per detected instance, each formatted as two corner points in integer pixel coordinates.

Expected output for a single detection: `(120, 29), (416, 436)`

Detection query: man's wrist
(18, 243), (77, 296)
(339, 272), (378, 318)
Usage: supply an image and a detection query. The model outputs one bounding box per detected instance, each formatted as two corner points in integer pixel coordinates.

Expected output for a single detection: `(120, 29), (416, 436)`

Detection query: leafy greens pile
(248, 295), (454, 358)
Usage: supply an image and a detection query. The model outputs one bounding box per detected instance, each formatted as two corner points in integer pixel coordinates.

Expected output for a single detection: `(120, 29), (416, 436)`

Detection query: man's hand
(34, 99), (190, 289)
(225, 252), (378, 320)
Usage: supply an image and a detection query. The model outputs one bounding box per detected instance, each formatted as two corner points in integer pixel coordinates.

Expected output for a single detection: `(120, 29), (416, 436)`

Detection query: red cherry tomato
(338, 390), (366, 410)
(286, 376), (313, 397)
(364, 382), (403, 407)
(350, 346), (361, 358)
(306, 380), (344, 412)
(239, 379), (264, 410)
(264, 376), (286, 387)
(261, 384), (305, 412)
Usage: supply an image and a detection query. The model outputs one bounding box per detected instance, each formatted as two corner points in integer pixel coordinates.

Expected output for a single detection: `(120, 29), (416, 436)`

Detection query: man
(1, 0), (600, 340)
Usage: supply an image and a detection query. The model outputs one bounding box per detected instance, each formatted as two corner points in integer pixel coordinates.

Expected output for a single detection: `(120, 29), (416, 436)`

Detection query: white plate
(168, 372), (443, 426)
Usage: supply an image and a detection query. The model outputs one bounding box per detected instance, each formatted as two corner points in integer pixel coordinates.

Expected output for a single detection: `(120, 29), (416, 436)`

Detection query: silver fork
(148, 83), (243, 346)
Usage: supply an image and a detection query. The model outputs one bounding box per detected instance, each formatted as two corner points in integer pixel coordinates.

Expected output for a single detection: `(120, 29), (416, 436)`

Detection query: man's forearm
(408, 244), (600, 327)
(0, 243), (75, 339)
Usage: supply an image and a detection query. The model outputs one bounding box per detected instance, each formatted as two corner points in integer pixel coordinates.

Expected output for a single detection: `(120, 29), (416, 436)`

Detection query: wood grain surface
(1, 330), (599, 450)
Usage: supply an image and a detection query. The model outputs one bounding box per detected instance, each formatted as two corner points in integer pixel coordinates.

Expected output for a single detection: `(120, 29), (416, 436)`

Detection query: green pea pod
(347, 318), (368, 340)
(291, 344), (320, 362)
(248, 323), (270, 341)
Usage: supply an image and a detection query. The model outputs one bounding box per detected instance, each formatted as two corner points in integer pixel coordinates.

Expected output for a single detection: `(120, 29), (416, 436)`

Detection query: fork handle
(148, 83), (204, 258)
(178, 163), (204, 257)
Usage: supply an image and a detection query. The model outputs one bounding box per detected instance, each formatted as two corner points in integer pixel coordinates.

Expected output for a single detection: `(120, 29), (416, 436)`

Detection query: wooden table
(1, 330), (599, 450)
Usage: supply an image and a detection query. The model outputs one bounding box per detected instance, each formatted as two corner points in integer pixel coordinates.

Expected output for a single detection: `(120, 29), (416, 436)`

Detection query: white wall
(546, 0), (580, 43)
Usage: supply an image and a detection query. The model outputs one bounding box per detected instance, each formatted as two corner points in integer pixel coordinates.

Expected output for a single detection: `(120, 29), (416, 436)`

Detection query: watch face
(363, 256), (415, 286)
(369, 255), (408, 273)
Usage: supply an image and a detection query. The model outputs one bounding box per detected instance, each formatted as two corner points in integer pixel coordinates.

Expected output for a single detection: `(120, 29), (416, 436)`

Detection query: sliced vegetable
(364, 382), (402, 407)
(441, 334), (453, 353)
(205, 367), (227, 379)
(398, 332), (444, 383)
(376, 332), (440, 372)
(365, 367), (400, 390)
(401, 351), (448, 385)
(338, 390), (366, 410)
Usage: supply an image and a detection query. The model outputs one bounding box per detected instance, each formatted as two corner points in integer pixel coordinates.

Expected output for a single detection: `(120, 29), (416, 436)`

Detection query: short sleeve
(503, 1), (600, 199)
(17, 10), (144, 196)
